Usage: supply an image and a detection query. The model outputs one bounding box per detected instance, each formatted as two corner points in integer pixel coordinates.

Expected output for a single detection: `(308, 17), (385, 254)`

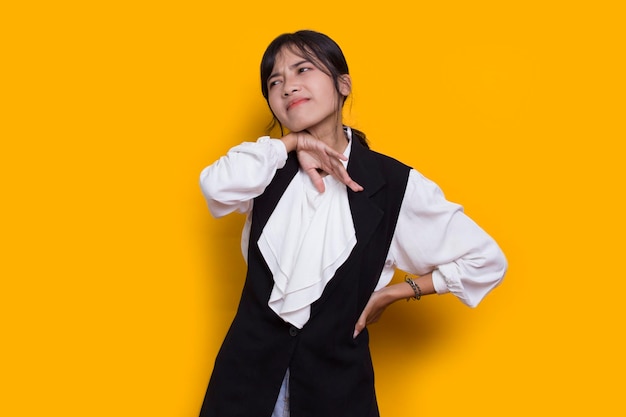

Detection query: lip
(287, 98), (309, 110)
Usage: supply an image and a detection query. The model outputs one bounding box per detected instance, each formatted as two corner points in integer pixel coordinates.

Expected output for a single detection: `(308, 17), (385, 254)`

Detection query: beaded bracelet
(405, 277), (422, 301)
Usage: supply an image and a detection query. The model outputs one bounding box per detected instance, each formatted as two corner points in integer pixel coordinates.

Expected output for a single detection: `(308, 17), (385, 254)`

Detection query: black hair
(260, 30), (368, 148)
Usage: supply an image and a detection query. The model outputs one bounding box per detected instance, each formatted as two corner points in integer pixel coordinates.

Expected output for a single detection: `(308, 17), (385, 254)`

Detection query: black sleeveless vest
(200, 139), (411, 417)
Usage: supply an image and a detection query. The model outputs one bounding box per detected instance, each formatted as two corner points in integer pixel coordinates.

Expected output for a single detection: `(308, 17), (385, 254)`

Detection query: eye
(298, 67), (311, 74)
(268, 79), (282, 88)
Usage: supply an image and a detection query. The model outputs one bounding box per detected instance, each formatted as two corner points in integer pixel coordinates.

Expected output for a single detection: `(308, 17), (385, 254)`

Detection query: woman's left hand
(353, 288), (394, 339)
(353, 279), (426, 338)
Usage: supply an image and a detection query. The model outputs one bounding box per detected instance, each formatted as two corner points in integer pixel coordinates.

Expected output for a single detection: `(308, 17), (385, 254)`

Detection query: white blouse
(200, 134), (507, 313)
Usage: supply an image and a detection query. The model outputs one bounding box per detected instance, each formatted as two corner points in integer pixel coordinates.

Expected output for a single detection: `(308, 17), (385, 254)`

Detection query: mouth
(287, 98), (309, 110)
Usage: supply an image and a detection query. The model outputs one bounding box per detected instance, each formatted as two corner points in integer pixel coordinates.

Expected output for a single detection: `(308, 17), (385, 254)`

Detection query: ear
(338, 74), (352, 97)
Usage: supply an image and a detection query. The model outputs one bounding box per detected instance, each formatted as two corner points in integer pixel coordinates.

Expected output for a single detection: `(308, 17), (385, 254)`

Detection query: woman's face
(266, 47), (349, 134)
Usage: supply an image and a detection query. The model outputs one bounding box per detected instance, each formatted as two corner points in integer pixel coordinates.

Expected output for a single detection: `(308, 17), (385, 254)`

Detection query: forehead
(273, 46), (309, 67)
(272, 44), (329, 72)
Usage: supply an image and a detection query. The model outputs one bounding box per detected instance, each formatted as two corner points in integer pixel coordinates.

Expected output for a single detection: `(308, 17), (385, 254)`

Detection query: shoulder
(368, 148), (412, 172)
(348, 140), (412, 203)
(359, 145), (412, 185)
(350, 136), (411, 174)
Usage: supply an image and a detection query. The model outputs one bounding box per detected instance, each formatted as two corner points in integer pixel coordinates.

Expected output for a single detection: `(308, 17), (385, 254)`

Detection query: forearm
(380, 273), (435, 303)
(353, 273), (435, 338)
(199, 137), (288, 217)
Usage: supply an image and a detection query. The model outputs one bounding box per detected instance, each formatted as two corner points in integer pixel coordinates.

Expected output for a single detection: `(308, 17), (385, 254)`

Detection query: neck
(307, 123), (348, 154)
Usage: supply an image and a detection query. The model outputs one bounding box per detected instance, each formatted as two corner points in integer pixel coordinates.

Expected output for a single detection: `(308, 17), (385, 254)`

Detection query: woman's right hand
(281, 132), (363, 193)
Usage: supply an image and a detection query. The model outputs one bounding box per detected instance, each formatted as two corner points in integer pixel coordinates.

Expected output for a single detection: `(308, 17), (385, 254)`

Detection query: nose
(283, 87), (299, 97)
(282, 79), (300, 97)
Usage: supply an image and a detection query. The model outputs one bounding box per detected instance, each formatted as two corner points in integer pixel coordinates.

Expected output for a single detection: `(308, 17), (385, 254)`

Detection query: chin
(284, 123), (311, 133)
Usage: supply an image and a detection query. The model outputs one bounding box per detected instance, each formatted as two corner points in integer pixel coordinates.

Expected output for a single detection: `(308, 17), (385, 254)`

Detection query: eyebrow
(268, 60), (311, 81)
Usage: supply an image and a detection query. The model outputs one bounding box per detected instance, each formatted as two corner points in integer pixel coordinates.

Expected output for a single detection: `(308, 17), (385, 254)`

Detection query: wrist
(280, 133), (298, 153)
(381, 283), (415, 304)
(404, 277), (422, 301)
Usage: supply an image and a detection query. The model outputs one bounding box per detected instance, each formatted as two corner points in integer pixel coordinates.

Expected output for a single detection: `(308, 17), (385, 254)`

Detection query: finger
(366, 311), (382, 325)
(319, 150), (342, 171)
(350, 182), (364, 192)
(305, 168), (326, 193)
(342, 177), (364, 193)
(321, 146), (348, 162)
(353, 314), (367, 339)
(327, 162), (363, 192)
(329, 151), (348, 161)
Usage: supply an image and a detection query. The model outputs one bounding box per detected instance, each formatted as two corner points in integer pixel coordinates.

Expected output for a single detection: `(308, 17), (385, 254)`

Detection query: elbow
(199, 168), (233, 218)
(492, 244), (508, 286)
(199, 165), (218, 199)
(475, 245), (508, 306)
(477, 238), (508, 286)
(455, 243), (508, 308)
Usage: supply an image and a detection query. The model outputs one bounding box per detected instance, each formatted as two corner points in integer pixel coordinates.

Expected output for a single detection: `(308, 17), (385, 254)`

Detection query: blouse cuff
(260, 136), (289, 168)
(433, 262), (467, 296)
(433, 263), (479, 307)
(431, 269), (450, 295)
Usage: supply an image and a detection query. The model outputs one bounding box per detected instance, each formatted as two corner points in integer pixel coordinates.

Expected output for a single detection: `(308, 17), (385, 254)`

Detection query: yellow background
(2, 1), (624, 416)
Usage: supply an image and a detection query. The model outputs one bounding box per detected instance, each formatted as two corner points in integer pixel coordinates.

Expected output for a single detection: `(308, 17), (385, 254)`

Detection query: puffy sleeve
(388, 169), (507, 307)
(199, 136), (288, 218)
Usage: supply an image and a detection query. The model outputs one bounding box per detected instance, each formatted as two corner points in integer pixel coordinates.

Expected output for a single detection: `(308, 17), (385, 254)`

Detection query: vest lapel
(309, 139), (390, 317)
(251, 152), (299, 236)
(346, 139), (386, 248)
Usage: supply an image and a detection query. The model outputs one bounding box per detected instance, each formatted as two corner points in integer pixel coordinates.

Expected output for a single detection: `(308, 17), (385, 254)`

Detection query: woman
(198, 30), (507, 417)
